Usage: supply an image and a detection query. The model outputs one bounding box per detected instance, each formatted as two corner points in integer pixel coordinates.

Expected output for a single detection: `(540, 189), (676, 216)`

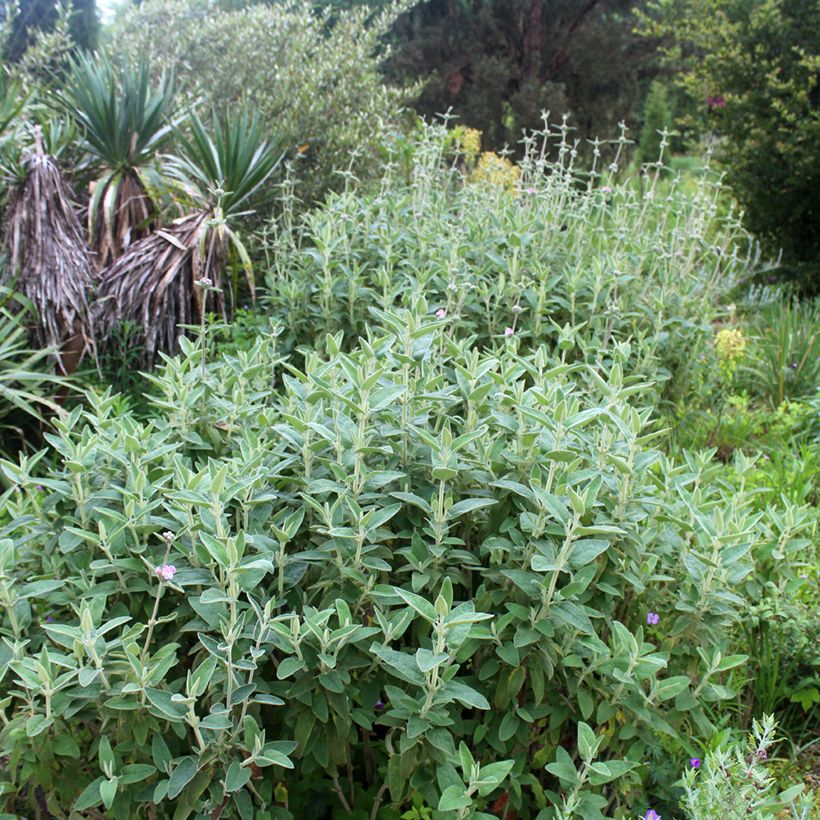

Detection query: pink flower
(504, 327), (515, 337)
(525, 187), (537, 194)
(601, 185), (612, 193)
(690, 757), (701, 769)
(155, 564), (177, 582)
(645, 811), (661, 820)
(435, 309), (447, 319)
(647, 611), (660, 626)
(706, 95), (726, 109)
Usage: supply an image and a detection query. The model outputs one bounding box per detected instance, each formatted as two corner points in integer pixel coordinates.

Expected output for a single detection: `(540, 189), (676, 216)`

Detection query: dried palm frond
(61, 53), (175, 269)
(2, 131), (95, 375)
(96, 211), (227, 366)
(86, 166), (157, 269)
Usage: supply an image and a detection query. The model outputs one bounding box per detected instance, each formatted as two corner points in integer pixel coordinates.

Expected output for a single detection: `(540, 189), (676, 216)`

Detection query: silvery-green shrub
(0, 305), (813, 817)
(679, 715), (813, 819)
(261, 119), (754, 409)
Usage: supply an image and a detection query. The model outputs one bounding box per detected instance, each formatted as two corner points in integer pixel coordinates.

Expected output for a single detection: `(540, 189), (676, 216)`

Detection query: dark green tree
(637, 79), (674, 164)
(2, 0), (99, 62)
(381, 0), (659, 151)
(638, 0), (820, 290)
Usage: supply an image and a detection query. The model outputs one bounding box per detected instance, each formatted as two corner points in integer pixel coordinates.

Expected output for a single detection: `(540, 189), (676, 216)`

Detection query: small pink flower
(601, 185), (612, 193)
(645, 811), (661, 820)
(525, 187), (537, 194)
(504, 327), (515, 337)
(647, 611), (660, 626)
(690, 757), (701, 769)
(706, 95), (726, 109)
(435, 309), (447, 319)
(155, 564), (177, 582)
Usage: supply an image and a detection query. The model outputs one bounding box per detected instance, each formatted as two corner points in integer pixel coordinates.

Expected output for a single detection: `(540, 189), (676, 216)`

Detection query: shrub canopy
(110, 0), (414, 202)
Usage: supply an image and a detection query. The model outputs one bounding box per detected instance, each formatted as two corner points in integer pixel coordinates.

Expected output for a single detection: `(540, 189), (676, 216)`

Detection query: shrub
(680, 714), (814, 818)
(109, 0), (415, 203)
(0, 306), (814, 818)
(262, 121), (750, 407)
(0, 290), (63, 456)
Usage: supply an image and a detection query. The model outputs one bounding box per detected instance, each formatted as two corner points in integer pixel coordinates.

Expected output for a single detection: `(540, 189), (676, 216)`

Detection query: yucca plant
(1, 128), (95, 376)
(96, 112), (281, 366)
(61, 52), (175, 269)
(0, 73), (27, 152)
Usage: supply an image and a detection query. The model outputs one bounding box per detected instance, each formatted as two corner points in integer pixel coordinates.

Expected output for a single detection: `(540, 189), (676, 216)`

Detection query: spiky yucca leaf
(164, 111), (282, 304)
(96, 211), (226, 366)
(2, 134), (95, 375)
(62, 53), (175, 268)
(165, 112), (281, 216)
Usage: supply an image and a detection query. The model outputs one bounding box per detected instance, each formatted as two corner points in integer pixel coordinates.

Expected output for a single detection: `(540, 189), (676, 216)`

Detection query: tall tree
(2, 0), (99, 62)
(382, 0), (659, 150)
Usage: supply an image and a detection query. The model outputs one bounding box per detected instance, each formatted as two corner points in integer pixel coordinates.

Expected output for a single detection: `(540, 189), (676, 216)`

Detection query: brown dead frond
(88, 169), (156, 270)
(2, 133), (96, 374)
(96, 211), (228, 367)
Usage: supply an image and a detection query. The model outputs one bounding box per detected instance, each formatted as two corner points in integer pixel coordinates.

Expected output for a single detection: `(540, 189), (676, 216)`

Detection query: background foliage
(110, 0), (415, 203)
(382, 0), (659, 151)
(637, 0), (820, 290)
(0, 0), (98, 62)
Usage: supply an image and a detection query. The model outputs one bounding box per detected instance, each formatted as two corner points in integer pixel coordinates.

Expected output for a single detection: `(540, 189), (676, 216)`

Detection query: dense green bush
(0, 303), (815, 818)
(109, 0), (414, 203)
(637, 0), (820, 290)
(262, 121), (750, 405)
(0, 291), (63, 457)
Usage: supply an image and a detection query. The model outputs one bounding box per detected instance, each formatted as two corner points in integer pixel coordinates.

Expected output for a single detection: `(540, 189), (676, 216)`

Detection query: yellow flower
(715, 327), (747, 362)
(469, 151), (521, 192)
(458, 127), (482, 160)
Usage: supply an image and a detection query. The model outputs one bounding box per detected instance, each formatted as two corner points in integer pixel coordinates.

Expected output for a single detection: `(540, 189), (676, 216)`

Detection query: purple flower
(504, 327), (515, 337)
(790, 362), (797, 369)
(757, 749), (767, 760)
(601, 185), (612, 193)
(374, 699), (385, 712)
(690, 757), (701, 769)
(645, 811), (662, 820)
(799, 573), (808, 579)
(435, 309), (447, 319)
(36, 485), (44, 491)
(155, 564), (177, 581)
(706, 95), (726, 109)
(647, 612), (660, 626)
(44, 615), (54, 623)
